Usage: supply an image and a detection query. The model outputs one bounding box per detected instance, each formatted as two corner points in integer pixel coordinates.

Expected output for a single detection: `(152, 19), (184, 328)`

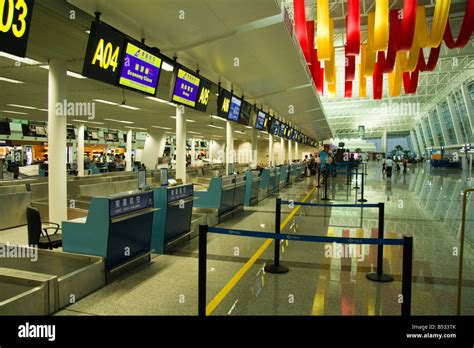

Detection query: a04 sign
(0, 0), (35, 57)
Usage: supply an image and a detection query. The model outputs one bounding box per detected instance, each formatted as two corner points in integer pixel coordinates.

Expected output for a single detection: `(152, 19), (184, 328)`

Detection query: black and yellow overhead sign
(82, 21), (125, 86)
(0, 0), (35, 57)
(195, 77), (212, 113)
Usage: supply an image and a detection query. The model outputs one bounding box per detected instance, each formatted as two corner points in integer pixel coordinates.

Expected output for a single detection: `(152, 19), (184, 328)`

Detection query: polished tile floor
(1, 162), (473, 315)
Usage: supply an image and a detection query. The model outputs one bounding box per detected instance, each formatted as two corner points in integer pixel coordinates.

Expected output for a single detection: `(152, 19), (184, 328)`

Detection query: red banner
(444, 0), (474, 48)
(294, 0), (311, 62)
(346, 0), (360, 56)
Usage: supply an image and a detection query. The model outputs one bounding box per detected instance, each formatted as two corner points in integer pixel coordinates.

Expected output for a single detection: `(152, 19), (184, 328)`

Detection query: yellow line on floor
(205, 185), (318, 316)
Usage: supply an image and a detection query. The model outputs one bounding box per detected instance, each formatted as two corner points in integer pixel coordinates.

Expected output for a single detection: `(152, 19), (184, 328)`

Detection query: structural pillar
(176, 106), (186, 182)
(190, 138), (196, 166)
(381, 130), (387, 154)
(47, 59), (68, 224)
(269, 134), (274, 166)
(288, 140), (292, 163)
(415, 125), (426, 155)
(251, 128), (257, 169)
(77, 123), (85, 177)
(295, 141), (299, 161)
(435, 105), (450, 146)
(226, 121), (234, 173)
(126, 129), (133, 171)
(421, 119), (432, 148)
(446, 96), (463, 145)
(461, 83), (474, 131)
(409, 130), (420, 156)
(428, 112), (441, 147)
(280, 137), (285, 165)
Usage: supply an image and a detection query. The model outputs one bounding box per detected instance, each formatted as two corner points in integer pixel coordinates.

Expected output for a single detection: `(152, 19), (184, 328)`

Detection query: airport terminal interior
(0, 0), (473, 318)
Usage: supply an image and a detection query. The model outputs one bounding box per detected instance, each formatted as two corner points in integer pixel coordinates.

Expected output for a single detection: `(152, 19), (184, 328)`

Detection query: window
(440, 101), (458, 145)
(423, 118), (434, 146)
(430, 108), (444, 146)
(452, 89), (472, 143)
(468, 82), (474, 106)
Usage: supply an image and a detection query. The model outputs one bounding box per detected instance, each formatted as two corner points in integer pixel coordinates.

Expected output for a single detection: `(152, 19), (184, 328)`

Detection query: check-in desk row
(62, 184), (196, 279)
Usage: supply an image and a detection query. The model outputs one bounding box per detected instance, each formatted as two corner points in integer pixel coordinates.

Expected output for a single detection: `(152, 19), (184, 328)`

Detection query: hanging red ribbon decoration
(373, 52), (385, 99)
(345, 47), (356, 81)
(307, 21), (315, 67)
(416, 45), (441, 72)
(398, 0), (418, 51)
(382, 10), (402, 73)
(444, 0), (474, 48)
(345, 0), (360, 56)
(293, 0), (311, 62)
(344, 81), (353, 98)
(313, 49), (324, 96)
(403, 69), (420, 94)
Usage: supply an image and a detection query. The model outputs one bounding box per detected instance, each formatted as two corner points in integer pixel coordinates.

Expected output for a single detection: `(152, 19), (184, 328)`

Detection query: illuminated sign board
(217, 88), (232, 119)
(172, 68), (201, 107)
(255, 111), (265, 130)
(227, 95), (242, 122)
(279, 123), (286, 138)
(0, 0), (35, 57)
(195, 78), (212, 112)
(119, 41), (162, 95)
(239, 101), (252, 126)
(271, 119), (280, 136)
(82, 21), (125, 85)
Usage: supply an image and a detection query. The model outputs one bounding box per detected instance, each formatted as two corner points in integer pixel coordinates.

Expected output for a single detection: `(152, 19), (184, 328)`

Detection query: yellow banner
(316, 0), (331, 61)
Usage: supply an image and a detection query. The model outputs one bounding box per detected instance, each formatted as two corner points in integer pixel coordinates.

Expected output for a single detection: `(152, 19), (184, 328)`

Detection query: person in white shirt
(385, 157), (394, 178)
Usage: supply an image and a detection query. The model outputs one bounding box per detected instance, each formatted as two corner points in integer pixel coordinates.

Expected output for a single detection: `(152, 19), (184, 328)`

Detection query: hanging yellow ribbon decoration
(417, 1), (451, 48)
(316, 0), (331, 61)
(324, 18), (336, 86)
(359, 44), (367, 98)
(372, 0), (389, 51)
(363, 13), (377, 76)
(388, 55), (403, 97)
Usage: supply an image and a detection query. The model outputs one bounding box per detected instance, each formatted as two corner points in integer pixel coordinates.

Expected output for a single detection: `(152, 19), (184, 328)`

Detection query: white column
(288, 140), (293, 162)
(190, 138), (196, 166)
(461, 83), (474, 130)
(251, 128), (257, 169)
(77, 123), (85, 177)
(269, 134), (274, 166)
(435, 105), (450, 146)
(48, 59), (67, 224)
(381, 130), (387, 153)
(208, 139), (213, 163)
(421, 119), (432, 148)
(280, 137), (285, 165)
(176, 106), (186, 182)
(415, 125), (426, 154)
(142, 131), (167, 169)
(126, 129), (133, 171)
(409, 130), (420, 155)
(295, 141), (299, 160)
(226, 121), (234, 171)
(428, 112), (440, 147)
(446, 96), (463, 145)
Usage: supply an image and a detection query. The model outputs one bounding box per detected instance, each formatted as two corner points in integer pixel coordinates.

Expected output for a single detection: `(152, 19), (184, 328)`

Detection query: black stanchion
(264, 198), (289, 274)
(357, 166), (367, 202)
(353, 167), (360, 189)
(366, 203), (393, 282)
(365, 162), (368, 176)
(401, 235), (413, 316)
(316, 166), (321, 188)
(321, 169), (331, 201)
(198, 225), (208, 316)
(345, 164), (351, 185)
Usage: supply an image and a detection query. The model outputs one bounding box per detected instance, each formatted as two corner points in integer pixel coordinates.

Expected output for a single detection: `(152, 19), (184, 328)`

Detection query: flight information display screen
(0, 0), (35, 57)
(172, 68), (201, 107)
(255, 111), (265, 130)
(227, 96), (242, 122)
(271, 119), (280, 136)
(239, 100), (252, 126)
(217, 89), (232, 119)
(119, 41), (162, 95)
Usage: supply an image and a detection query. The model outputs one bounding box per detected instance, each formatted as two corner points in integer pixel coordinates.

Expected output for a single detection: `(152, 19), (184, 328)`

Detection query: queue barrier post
(358, 166), (367, 202)
(321, 168), (330, 201)
(198, 224), (208, 316)
(401, 235), (413, 316)
(264, 198), (289, 274)
(353, 167), (360, 189)
(366, 202), (394, 282)
(316, 166), (321, 188)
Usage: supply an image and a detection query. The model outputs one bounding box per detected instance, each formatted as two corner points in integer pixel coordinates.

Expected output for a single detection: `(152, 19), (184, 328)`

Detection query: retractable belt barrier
(198, 223), (413, 316)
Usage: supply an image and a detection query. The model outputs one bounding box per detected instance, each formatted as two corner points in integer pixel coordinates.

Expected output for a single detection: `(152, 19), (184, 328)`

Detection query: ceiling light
(0, 76), (24, 84)
(188, 131), (201, 135)
(93, 99), (118, 106)
(211, 115), (226, 122)
(152, 126), (172, 130)
(104, 118), (134, 124)
(0, 52), (41, 65)
(208, 124), (224, 129)
(162, 61), (174, 72)
(245, 126), (253, 129)
(1, 110), (27, 114)
(7, 104), (37, 110)
(145, 96), (176, 106)
(85, 30), (90, 34)
(38, 109), (48, 112)
(186, 119), (196, 123)
(170, 116), (176, 119)
(234, 130), (245, 134)
(67, 71), (87, 79)
(125, 126), (147, 130)
(118, 104), (140, 110)
(71, 119), (104, 125)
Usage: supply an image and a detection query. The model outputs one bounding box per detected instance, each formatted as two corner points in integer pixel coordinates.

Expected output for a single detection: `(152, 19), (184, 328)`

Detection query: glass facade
(452, 90), (472, 143)
(423, 118), (434, 147)
(468, 82), (474, 106)
(418, 125), (427, 150)
(440, 101), (458, 145)
(430, 108), (444, 146)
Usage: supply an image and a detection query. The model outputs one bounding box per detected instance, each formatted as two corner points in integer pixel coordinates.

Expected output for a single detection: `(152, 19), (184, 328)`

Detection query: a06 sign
(0, 0), (35, 57)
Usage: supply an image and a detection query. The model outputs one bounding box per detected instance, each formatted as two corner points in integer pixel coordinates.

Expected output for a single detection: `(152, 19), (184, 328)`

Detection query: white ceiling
(0, 0), (332, 144)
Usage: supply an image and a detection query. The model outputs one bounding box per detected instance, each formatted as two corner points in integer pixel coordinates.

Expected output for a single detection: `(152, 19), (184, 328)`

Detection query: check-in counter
(279, 165), (288, 188)
(151, 184), (196, 253)
(244, 171), (260, 206)
(0, 184), (31, 230)
(62, 190), (156, 278)
(258, 168), (271, 201)
(270, 167), (280, 193)
(233, 174), (246, 208)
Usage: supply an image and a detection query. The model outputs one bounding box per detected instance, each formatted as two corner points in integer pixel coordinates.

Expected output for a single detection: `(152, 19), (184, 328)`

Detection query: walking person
(382, 157), (386, 175)
(403, 157), (408, 174)
(386, 157), (394, 178)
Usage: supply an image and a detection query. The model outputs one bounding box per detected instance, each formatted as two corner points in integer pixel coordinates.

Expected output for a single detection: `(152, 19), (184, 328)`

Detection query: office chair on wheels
(26, 206), (62, 249)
